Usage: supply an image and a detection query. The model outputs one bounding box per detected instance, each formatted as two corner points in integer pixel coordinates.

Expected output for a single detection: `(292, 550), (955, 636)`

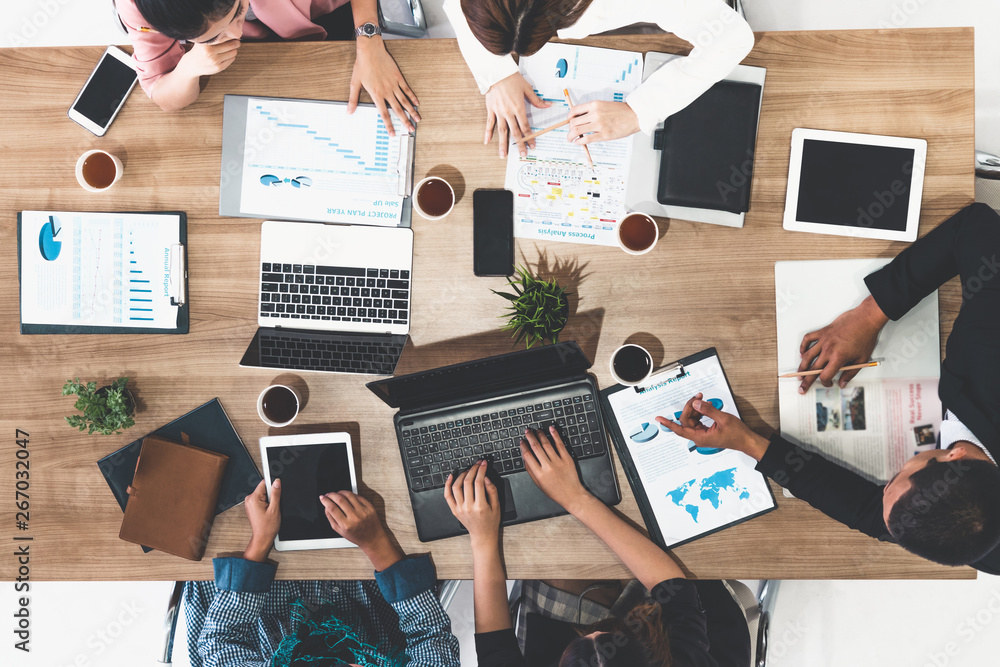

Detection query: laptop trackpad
(500, 477), (517, 522)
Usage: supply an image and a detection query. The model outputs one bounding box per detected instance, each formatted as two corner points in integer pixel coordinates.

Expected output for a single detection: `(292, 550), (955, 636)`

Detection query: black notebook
(97, 398), (261, 552)
(655, 80), (762, 214)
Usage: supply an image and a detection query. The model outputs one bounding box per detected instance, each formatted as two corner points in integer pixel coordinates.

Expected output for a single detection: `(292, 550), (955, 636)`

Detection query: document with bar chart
(18, 211), (181, 331)
(504, 43), (644, 247)
(237, 97), (411, 226)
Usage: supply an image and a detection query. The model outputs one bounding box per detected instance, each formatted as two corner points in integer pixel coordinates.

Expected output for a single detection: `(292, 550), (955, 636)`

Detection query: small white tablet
(783, 128), (927, 242)
(260, 432), (358, 551)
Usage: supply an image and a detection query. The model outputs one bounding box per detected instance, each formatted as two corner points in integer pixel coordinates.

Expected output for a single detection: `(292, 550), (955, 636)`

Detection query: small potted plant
(62, 377), (136, 435)
(494, 265), (572, 349)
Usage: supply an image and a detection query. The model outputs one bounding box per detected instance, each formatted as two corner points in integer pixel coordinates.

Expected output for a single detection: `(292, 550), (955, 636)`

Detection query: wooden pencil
(778, 360), (881, 379)
(513, 118), (570, 144)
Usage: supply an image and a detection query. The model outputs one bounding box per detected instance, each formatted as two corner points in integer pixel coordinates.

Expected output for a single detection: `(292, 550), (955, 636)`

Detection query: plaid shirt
(183, 554), (460, 667)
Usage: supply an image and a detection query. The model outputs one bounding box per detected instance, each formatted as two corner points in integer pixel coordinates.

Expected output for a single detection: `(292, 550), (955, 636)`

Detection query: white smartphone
(67, 45), (138, 137)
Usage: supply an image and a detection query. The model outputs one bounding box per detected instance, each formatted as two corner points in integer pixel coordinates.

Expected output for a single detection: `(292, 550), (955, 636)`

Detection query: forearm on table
(364, 532), (406, 572)
(568, 493), (685, 589)
(471, 535), (511, 633)
(148, 58), (202, 111)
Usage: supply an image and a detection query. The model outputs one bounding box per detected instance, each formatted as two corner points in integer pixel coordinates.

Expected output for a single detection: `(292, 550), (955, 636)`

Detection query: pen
(513, 118), (571, 144)
(563, 88), (594, 169)
(778, 359), (883, 379)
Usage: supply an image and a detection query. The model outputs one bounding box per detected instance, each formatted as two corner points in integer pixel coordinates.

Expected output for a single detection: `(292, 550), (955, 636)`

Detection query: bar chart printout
(240, 98), (408, 226)
(19, 211), (180, 329)
(504, 43), (644, 247)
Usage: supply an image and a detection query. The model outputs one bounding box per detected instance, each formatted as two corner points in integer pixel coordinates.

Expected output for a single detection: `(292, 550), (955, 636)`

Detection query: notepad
(17, 211), (186, 333)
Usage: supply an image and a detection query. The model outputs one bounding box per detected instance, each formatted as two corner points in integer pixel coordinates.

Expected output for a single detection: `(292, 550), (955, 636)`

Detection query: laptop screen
(366, 341), (592, 410)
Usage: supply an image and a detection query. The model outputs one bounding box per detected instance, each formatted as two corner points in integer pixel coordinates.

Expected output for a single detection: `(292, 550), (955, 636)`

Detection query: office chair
(157, 578), (462, 665)
(976, 149), (1000, 212)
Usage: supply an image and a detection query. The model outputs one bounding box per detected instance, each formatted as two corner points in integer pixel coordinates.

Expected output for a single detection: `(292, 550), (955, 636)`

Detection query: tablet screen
(796, 139), (915, 232)
(264, 442), (353, 542)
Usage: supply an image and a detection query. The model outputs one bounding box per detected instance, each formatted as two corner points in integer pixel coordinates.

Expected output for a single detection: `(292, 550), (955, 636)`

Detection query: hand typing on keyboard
(520, 426), (590, 513)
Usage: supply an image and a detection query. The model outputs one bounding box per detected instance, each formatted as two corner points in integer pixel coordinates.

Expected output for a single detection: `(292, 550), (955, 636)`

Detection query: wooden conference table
(0, 28), (976, 581)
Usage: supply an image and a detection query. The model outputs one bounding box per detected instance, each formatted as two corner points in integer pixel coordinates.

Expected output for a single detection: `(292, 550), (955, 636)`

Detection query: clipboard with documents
(17, 210), (188, 334)
(219, 95), (416, 227)
(600, 348), (775, 549)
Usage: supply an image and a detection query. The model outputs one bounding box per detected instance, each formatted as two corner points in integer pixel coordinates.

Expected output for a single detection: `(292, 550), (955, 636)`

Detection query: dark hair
(560, 602), (671, 667)
(887, 458), (1000, 565)
(460, 0), (593, 57)
(134, 0), (237, 40)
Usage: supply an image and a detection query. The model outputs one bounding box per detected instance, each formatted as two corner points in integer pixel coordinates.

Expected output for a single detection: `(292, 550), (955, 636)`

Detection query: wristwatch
(356, 22), (382, 38)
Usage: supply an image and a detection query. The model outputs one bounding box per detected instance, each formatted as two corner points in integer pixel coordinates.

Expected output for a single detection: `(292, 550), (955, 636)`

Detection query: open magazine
(775, 259), (942, 484)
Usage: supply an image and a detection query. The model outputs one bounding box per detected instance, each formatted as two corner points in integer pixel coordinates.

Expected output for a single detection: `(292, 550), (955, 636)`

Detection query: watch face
(362, 23), (377, 36)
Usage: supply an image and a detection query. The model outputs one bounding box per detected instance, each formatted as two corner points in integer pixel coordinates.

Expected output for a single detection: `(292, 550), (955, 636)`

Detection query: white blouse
(442, 0), (755, 134)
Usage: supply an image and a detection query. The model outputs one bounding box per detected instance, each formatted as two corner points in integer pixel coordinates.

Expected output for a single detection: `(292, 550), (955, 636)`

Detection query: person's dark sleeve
(864, 203), (995, 320)
(757, 435), (893, 542)
(475, 628), (526, 667)
(649, 579), (717, 667)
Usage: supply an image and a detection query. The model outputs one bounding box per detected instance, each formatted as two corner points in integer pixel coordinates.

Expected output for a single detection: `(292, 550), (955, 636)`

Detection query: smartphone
(67, 46), (139, 137)
(473, 188), (515, 277)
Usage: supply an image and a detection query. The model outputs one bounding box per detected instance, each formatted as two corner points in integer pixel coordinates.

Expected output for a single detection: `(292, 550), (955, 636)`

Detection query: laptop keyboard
(259, 263), (410, 325)
(400, 390), (605, 492)
(257, 331), (404, 375)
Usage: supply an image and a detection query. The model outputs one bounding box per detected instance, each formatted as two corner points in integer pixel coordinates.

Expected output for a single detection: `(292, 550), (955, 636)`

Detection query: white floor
(4, 2), (1000, 666)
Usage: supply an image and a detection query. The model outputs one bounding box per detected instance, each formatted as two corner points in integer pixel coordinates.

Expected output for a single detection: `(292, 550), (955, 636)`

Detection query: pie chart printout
(38, 216), (62, 261)
(629, 422), (659, 444)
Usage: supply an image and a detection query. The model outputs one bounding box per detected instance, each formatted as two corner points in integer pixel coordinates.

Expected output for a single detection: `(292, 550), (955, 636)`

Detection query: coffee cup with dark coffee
(609, 344), (654, 386)
(616, 212), (659, 255)
(75, 149), (123, 192)
(413, 176), (455, 220)
(257, 384), (301, 427)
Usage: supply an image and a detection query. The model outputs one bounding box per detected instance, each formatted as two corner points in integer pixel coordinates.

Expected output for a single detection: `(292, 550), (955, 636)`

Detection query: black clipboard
(17, 211), (188, 334)
(599, 347), (776, 550)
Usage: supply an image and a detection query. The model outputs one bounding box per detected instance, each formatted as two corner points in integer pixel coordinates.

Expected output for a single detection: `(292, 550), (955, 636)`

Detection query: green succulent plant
(62, 377), (135, 435)
(493, 265), (571, 349)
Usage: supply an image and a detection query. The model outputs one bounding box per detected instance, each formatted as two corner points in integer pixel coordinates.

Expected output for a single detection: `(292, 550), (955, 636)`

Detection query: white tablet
(783, 129), (926, 242)
(260, 432), (359, 551)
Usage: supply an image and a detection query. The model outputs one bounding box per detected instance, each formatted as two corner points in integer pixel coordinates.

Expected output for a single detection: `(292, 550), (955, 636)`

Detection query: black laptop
(366, 341), (621, 541)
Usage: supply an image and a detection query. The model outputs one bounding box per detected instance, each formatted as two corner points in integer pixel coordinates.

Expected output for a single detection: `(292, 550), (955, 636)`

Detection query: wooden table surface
(0, 28), (977, 580)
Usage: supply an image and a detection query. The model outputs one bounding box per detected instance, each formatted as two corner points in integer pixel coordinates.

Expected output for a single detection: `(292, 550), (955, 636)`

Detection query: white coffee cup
(616, 212), (659, 256)
(609, 344), (654, 386)
(413, 176), (455, 220)
(257, 384), (301, 427)
(75, 149), (123, 192)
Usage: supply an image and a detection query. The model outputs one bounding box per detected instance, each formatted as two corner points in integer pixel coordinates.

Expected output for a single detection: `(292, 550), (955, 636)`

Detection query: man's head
(883, 444), (1000, 565)
(135, 0), (247, 42)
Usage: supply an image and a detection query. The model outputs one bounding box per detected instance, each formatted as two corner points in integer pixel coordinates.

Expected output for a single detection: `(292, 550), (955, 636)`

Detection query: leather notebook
(119, 435), (228, 561)
(655, 80), (762, 213)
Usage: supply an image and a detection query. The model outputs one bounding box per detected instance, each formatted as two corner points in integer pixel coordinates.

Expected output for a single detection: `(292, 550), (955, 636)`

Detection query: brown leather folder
(119, 434), (229, 561)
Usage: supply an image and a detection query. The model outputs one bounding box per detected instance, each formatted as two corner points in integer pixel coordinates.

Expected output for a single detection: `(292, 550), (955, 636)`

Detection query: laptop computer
(366, 341), (621, 541)
(239, 220), (412, 376)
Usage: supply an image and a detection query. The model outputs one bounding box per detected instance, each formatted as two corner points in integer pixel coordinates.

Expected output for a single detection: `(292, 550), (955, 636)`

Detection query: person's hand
(797, 295), (889, 393)
(179, 39), (241, 78)
(243, 478), (281, 562)
(444, 460), (501, 546)
(484, 73), (551, 158)
(348, 37), (419, 136)
(566, 101), (640, 145)
(520, 426), (590, 513)
(319, 490), (404, 570)
(655, 393), (770, 461)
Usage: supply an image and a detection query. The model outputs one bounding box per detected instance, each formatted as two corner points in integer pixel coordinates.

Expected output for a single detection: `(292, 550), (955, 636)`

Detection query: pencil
(778, 360), (882, 379)
(513, 118), (570, 144)
(563, 88), (594, 169)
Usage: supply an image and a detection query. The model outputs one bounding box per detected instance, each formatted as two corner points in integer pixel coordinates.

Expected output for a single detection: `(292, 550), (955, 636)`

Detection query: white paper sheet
(775, 259), (942, 482)
(605, 354), (775, 547)
(19, 211), (180, 329)
(505, 43), (643, 247)
(240, 98), (408, 226)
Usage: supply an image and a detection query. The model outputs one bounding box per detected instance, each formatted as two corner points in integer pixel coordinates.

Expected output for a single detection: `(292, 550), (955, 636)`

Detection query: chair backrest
(379, 0), (427, 38)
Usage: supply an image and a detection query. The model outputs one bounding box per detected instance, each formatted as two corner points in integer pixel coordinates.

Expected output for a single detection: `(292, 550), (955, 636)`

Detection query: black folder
(97, 398), (262, 552)
(655, 80), (762, 214)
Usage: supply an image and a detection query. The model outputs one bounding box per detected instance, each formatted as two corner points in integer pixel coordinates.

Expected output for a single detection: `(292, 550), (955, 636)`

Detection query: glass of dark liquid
(609, 344), (654, 386)
(75, 149), (123, 192)
(413, 176), (455, 220)
(257, 385), (301, 427)
(616, 212), (659, 255)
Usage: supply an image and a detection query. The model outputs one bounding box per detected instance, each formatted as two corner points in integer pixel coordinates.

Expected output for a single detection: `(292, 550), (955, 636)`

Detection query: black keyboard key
(282, 263), (292, 273)
(586, 412), (600, 430)
(292, 264), (302, 273)
(261, 303), (275, 312)
(303, 265), (315, 273)
(305, 275), (314, 285)
(401, 270), (410, 279)
(387, 279), (409, 289)
(413, 477), (424, 490)
(261, 282), (279, 292)
(367, 268), (378, 277)
(295, 274), (304, 283)
(393, 300), (408, 310)
(262, 262), (272, 271)
(262, 272), (283, 283)
(279, 283), (288, 293)
(390, 269), (399, 278)
(533, 410), (554, 421)
(317, 266), (365, 276)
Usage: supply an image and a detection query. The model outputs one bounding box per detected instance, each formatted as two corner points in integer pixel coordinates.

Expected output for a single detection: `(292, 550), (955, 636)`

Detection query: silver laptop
(239, 221), (412, 375)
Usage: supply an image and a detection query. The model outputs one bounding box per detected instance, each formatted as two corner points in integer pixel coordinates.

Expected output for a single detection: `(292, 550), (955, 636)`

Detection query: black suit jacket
(760, 203), (1000, 574)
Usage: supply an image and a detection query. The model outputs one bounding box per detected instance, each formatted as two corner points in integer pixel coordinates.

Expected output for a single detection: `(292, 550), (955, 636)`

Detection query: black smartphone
(67, 46), (138, 137)
(473, 188), (514, 277)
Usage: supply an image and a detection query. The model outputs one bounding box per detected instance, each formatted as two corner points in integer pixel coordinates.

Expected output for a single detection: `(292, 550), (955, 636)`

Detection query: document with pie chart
(600, 348), (776, 548)
(18, 210), (181, 330)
